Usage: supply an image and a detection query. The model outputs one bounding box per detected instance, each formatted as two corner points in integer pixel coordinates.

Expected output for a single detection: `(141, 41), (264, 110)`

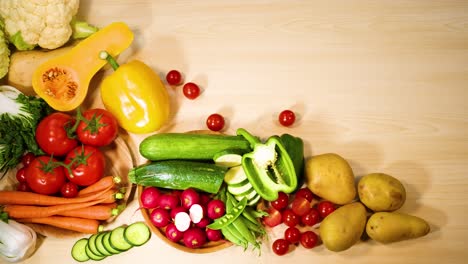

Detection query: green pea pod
(232, 216), (257, 247)
(243, 217), (266, 236)
(207, 197), (248, 230)
(221, 226), (247, 248)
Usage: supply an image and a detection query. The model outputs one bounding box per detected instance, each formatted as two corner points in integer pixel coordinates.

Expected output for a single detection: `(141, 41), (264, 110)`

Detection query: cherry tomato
(166, 70), (183, 85)
(76, 108), (119, 147)
(263, 207), (282, 227)
(291, 196), (311, 216)
(282, 209), (300, 227)
(301, 208), (321, 226)
(284, 227), (301, 244)
(295, 188), (314, 202)
(64, 145), (106, 187)
(300, 231), (318, 249)
(182, 82), (201, 100)
(206, 113), (225, 131)
(278, 110), (296, 127)
(317, 201), (336, 219)
(21, 152), (36, 167)
(61, 182), (79, 198)
(35, 112), (78, 156)
(270, 191), (289, 211)
(272, 239), (290, 256)
(17, 182), (31, 192)
(25, 156), (66, 195)
(15, 167), (28, 183)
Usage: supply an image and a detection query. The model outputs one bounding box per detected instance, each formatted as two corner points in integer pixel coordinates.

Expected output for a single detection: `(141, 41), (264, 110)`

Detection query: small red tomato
(206, 113), (225, 131)
(272, 239), (290, 256)
(291, 196), (311, 216)
(263, 207), (282, 227)
(295, 188), (314, 202)
(300, 231), (318, 249)
(278, 110), (296, 127)
(21, 152), (35, 167)
(61, 182), (79, 198)
(282, 209), (300, 227)
(284, 227), (301, 244)
(15, 167), (28, 183)
(301, 208), (321, 226)
(76, 108), (119, 147)
(317, 201), (336, 219)
(182, 82), (201, 100)
(17, 182), (31, 192)
(270, 192), (289, 211)
(166, 70), (183, 85)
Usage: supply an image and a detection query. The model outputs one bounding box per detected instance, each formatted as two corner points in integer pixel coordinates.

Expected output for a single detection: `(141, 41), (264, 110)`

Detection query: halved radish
(189, 204), (204, 224)
(174, 212), (191, 232)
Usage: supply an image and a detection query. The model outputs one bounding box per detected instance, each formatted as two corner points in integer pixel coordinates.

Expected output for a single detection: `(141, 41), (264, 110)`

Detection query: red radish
(183, 227), (207, 249)
(170, 206), (187, 220)
(174, 212), (191, 232)
(207, 199), (225, 220)
(206, 228), (223, 241)
(195, 217), (212, 228)
(165, 223), (185, 242)
(140, 187), (161, 209)
(157, 193), (180, 210)
(199, 193), (211, 205)
(189, 204), (204, 224)
(180, 188), (200, 209)
(150, 208), (170, 228)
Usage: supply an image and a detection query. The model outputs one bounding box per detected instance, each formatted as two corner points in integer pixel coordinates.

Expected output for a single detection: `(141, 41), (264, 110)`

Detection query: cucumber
(87, 233), (104, 257)
(85, 243), (106, 261)
(103, 232), (122, 255)
(235, 188), (258, 202)
(213, 148), (244, 167)
(224, 166), (248, 186)
(95, 232), (113, 257)
(139, 133), (251, 161)
(228, 182), (254, 197)
(110, 226), (133, 251)
(124, 222), (151, 246)
(71, 238), (90, 262)
(247, 194), (261, 206)
(128, 160), (228, 194)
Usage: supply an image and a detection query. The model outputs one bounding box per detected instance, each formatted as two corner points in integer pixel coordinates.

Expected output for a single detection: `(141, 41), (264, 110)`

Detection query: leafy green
(71, 18), (99, 39)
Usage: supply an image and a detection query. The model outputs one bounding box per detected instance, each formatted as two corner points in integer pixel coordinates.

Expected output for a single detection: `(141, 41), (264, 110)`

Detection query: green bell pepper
(236, 128), (298, 201)
(280, 133), (305, 191)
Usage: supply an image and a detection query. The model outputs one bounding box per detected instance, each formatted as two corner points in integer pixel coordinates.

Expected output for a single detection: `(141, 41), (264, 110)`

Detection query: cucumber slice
(103, 231), (122, 255)
(71, 238), (90, 262)
(213, 149), (244, 167)
(227, 182), (253, 197)
(110, 226), (133, 251)
(87, 233), (104, 257)
(235, 187), (258, 202)
(124, 222), (151, 246)
(95, 232), (113, 257)
(247, 193), (261, 206)
(224, 166), (248, 185)
(85, 242), (106, 261)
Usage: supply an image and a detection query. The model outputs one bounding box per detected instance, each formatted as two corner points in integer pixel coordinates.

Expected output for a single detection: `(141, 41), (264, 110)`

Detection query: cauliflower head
(0, 0), (80, 50)
(0, 16), (9, 79)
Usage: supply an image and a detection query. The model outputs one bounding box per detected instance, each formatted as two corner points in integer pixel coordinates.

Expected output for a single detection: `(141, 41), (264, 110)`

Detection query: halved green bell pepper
(236, 128), (297, 201)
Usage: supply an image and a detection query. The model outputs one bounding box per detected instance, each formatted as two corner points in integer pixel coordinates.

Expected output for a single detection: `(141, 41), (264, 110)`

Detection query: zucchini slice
(124, 222), (151, 246)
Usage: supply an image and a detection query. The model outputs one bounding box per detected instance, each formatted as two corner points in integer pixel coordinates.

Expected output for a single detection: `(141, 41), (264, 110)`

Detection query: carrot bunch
(0, 176), (125, 234)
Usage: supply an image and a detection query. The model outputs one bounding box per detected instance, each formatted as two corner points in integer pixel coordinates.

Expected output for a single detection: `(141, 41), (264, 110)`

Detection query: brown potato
(366, 212), (430, 243)
(358, 173), (406, 212)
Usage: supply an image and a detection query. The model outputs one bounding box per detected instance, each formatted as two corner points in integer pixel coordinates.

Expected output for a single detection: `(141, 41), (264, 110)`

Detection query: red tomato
(15, 167), (28, 183)
(35, 112), (78, 156)
(282, 209), (300, 227)
(278, 110), (296, 127)
(76, 108), (119, 147)
(284, 227), (301, 244)
(17, 182), (31, 192)
(272, 239), (290, 256)
(301, 208), (321, 226)
(61, 182), (79, 198)
(300, 231), (318, 249)
(182, 82), (201, 100)
(263, 207), (282, 227)
(25, 156), (66, 195)
(317, 201), (336, 219)
(291, 196), (311, 216)
(166, 70), (183, 85)
(206, 114), (225, 131)
(21, 152), (35, 167)
(270, 191), (289, 211)
(64, 145), (106, 186)
(295, 188), (314, 202)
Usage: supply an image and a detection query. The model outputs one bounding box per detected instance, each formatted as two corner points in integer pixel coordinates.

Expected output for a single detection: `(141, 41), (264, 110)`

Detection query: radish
(183, 227), (207, 249)
(170, 206), (187, 220)
(174, 212), (191, 232)
(150, 208), (170, 228)
(180, 188), (200, 209)
(199, 193), (211, 205)
(165, 223), (184, 242)
(206, 228), (223, 242)
(195, 217), (212, 228)
(157, 193), (180, 210)
(189, 204), (204, 224)
(140, 187), (161, 209)
(207, 199), (225, 220)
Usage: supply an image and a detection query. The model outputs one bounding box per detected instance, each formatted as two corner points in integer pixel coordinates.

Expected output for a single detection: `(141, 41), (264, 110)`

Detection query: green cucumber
(124, 222), (151, 246)
(71, 238), (90, 262)
(213, 148), (244, 167)
(129, 160), (228, 194)
(227, 183), (253, 197)
(103, 232), (122, 255)
(95, 232), (113, 257)
(224, 166), (248, 186)
(139, 133), (251, 161)
(109, 226), (133, 251)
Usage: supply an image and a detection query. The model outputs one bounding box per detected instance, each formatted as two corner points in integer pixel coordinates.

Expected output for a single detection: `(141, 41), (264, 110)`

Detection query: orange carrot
(18, 216), (101, 234)
(57, 203), (121, 220)
(78, 176), (121, 196)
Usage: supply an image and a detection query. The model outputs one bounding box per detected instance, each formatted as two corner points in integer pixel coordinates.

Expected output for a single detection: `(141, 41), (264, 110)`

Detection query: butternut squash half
(32, 22), (134, 111)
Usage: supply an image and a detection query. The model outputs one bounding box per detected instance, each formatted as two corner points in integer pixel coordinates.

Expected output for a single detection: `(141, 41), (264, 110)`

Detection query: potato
(305, 153), (356, 205)
(358, 173), (406, 212)
(320, 202), (367, 252)
(366, 212), (430, 243)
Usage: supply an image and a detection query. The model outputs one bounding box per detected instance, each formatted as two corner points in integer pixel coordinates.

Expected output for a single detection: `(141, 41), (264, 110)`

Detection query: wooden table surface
(13, 0), (468, 263)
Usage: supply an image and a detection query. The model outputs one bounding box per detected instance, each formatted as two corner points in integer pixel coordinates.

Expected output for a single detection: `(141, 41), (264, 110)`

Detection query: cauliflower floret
(0, 0), (80, 50)
(0, 17), (9, 79)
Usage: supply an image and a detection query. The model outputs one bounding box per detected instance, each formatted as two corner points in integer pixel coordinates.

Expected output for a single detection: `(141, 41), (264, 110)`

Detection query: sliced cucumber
(247, 193), (261, 206)
(213, 149), (244, 167)
(85, 242), (106, 261)
(124, 222), (151, 246)
(103, 231), (122, 255)
(95, 232), (113, 257)
(235, 188), (258, 202)
(227, 182), (253, 197)
(87, 233), (104, 257)
(110, 226), (133, 251)
(71, 238), (90, 262)
(224, 166), (248, 186)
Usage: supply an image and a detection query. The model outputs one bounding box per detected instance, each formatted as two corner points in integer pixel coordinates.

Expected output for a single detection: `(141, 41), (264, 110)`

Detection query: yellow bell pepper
(99, 51), (170, 134)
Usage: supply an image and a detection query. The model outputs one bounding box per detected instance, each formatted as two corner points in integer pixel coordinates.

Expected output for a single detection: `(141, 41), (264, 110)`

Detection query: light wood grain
(12, 0), (468, 263)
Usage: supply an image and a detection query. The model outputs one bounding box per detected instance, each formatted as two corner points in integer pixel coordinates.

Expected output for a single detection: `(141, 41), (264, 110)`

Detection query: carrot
(18, 216), (102, 234)
(78, 176), (121, 196)
(0, 185), (114, 206)
(57, 203), (122, 220)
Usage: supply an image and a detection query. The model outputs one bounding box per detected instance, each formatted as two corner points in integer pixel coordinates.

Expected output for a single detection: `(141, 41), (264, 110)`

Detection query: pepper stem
(99, 50), (120, 70)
